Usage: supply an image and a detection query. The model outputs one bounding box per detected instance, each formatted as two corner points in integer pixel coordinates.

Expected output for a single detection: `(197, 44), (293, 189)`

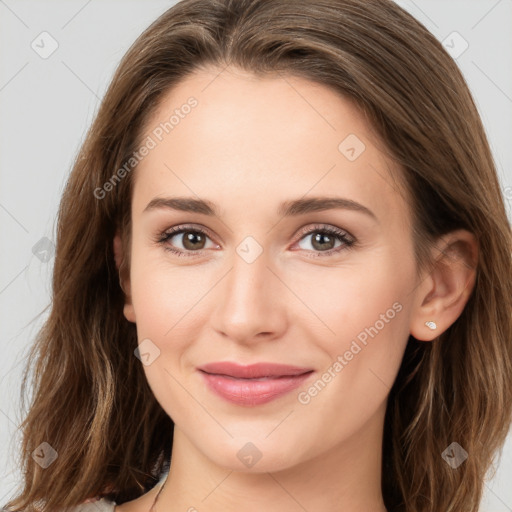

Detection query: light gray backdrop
(1, 0), (511, 510)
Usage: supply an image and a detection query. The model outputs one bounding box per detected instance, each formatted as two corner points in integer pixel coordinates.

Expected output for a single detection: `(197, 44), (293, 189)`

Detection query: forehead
(132, 66), (409, 223)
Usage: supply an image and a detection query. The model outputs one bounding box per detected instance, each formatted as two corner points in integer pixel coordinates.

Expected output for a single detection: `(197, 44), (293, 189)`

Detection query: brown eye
(295, 225), (355, 257)
(158, 226), (217, 256)
(181, 231), (207, 250)
(310, 232), (337, 251)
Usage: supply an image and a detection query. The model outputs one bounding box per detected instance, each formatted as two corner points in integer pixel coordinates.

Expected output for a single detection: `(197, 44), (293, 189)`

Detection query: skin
(113, 65), (477, 512)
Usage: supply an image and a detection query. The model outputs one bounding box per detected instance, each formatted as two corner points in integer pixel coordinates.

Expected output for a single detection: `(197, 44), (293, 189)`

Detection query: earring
(425, 321), (437, 330)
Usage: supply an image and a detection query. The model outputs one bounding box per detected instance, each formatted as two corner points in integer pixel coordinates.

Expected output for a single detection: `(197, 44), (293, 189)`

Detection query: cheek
(288, 248), (413, 346)
(129, 243), (211, 336)
(128, 249), (208, 418)
(289, 254), (414, 445)
(291, 246), (414, 400)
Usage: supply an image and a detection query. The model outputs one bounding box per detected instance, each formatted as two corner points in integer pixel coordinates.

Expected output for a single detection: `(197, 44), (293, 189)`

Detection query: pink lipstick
(198, 362), (314, 406)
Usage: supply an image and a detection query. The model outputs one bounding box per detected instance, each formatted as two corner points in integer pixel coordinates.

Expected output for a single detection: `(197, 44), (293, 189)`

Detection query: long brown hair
(4, 1), (511, 511)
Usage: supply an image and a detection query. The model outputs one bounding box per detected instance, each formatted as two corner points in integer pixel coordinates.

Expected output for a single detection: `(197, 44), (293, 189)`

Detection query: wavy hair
(4, 1), (512, 511)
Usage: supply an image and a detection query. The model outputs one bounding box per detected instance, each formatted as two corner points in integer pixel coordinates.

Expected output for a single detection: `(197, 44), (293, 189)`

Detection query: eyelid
(157, 222), (356, 257)
(158, 223), (352, 244)
(294, 223), (354, 243)
(160, 223), (218, 243)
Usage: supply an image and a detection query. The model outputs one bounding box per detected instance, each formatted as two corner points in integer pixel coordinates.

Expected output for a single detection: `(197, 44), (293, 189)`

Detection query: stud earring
(425, 321), (437, 330)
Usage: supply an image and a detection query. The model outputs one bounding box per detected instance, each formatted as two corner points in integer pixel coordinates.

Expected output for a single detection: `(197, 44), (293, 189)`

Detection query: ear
(410, 229), (478, 341)
(113, 231), (136, 323)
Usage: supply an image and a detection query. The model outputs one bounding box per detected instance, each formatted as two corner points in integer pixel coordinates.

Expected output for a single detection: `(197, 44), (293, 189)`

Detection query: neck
(156, 402), (388, 512)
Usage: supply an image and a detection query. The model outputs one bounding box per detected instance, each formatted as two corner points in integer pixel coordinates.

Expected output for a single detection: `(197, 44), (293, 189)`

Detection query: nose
(210, 247), (288, 345)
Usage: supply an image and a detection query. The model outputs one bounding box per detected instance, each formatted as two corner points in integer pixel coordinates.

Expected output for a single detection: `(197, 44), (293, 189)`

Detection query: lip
(198, 362), (314, 406)
(199, 361), (313, 379)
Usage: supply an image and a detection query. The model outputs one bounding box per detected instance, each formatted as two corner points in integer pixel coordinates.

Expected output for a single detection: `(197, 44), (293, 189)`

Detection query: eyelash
(156, 223), (356, 258)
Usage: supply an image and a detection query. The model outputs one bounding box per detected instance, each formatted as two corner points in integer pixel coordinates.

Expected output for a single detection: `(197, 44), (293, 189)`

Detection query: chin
(199, 436), (307, 474)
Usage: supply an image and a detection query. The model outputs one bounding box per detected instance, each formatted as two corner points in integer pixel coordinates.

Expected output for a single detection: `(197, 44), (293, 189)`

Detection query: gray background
(1, 0), (511, 510)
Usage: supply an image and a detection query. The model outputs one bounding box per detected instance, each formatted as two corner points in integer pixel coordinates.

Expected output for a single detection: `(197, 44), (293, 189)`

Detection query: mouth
(198, 361), (314, 378)
(197, 362), (314, 406)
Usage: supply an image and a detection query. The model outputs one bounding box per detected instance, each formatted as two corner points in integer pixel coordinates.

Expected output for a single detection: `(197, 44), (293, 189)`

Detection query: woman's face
(120, 65), (422, 472)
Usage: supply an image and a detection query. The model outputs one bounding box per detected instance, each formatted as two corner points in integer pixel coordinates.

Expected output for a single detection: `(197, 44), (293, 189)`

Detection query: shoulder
(67, 497), (117, 512)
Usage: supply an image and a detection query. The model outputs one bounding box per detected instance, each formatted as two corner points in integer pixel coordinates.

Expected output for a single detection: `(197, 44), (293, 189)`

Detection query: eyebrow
(143, 196), (377, 220)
